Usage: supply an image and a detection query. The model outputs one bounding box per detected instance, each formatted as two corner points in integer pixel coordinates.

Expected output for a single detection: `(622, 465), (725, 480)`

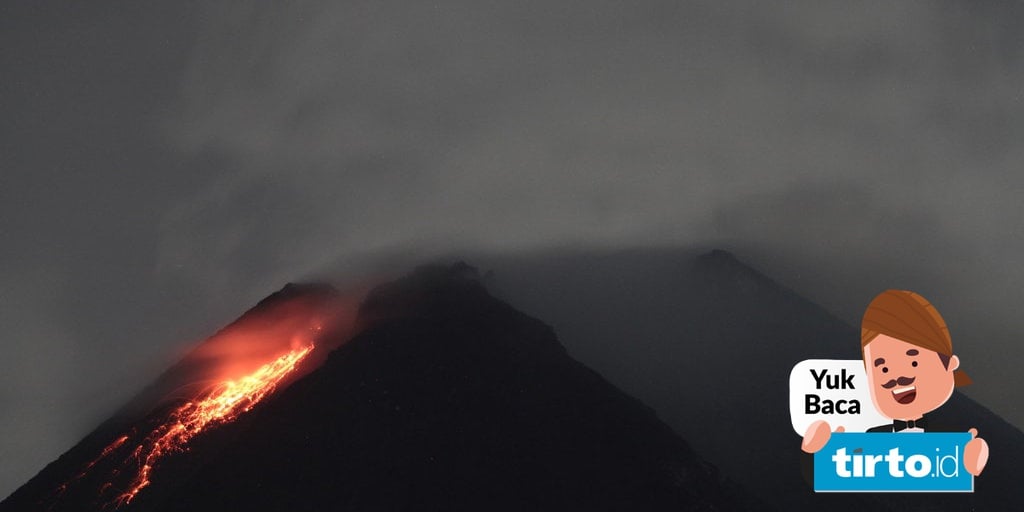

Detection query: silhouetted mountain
(2, 264), (758, 511)
(9, 248), (1020, 511)
(1, 282), (345, 512)
(477, 248), (1024, 511)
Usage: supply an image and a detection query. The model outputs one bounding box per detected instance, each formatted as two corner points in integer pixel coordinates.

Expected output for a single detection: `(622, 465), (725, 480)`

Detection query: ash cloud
(161, 0), (1024, 301)
(159, 3), (1024, 428)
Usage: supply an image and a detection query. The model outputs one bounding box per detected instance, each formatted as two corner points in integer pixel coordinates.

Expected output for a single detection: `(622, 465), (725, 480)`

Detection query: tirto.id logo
(814, 433), (973, 492)
(832, 446), (959, 478)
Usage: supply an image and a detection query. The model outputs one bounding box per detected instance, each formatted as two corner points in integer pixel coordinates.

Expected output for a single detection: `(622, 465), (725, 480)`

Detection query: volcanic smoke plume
(34, 284), (354, 510)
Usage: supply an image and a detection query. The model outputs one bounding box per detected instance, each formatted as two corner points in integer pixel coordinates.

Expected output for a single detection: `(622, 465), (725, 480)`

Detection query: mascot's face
(863, 334), (958, 421)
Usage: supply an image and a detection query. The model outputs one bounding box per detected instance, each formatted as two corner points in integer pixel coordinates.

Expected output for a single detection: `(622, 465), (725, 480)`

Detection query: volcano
(1, 265), (756, 511)
(477, 248), (1024, 511)
(0, 283), (351, 511)
(7, 250), (1020, 511)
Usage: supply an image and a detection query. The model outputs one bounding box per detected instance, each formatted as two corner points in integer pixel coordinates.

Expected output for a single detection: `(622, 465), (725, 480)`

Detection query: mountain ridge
(5, 249), (1020, 511)
(473, 247), (1023, 511)
(2, 262), (761, 511)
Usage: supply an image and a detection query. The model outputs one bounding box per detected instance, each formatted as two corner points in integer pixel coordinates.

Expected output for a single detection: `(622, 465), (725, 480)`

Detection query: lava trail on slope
(112, 343), (315, 506)
(37, 284), (354, 510)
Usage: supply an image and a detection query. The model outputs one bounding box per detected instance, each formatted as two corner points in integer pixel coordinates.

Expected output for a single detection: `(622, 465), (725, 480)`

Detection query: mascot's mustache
(881, 376), (916, 389)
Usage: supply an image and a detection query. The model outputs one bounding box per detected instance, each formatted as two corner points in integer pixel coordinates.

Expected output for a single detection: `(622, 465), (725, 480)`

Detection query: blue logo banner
(814, 432), (973, 492)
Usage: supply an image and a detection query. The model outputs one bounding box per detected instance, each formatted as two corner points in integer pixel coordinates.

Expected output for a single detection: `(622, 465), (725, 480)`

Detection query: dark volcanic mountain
(477, 248), (1024, 511)
(2, 264), (756, 511)
(7, 249), (1020, 511)
(1, 282), (347, 511)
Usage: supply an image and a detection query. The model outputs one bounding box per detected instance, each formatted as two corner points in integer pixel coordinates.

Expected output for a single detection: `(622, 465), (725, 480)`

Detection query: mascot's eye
(912, 361), (918, 367)
(882, 367), (888, 373)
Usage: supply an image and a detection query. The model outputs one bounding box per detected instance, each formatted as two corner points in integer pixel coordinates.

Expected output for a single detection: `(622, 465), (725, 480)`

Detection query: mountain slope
(0, 283), (345, 511)
(478, 248), (1024, 511)
(2, 264), (758, 511)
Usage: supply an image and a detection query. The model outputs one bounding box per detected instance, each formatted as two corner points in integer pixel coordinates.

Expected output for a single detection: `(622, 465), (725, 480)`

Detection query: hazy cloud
(156, 0), (1024, 438)
(3, 0), (1023, 498)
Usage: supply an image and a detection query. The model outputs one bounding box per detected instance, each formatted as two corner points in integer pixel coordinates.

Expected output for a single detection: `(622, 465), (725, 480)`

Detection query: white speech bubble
(789, 359), (889, 435)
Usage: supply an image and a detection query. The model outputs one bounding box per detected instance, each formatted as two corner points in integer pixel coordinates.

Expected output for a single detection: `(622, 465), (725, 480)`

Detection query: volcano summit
(1, 265), (752, 511)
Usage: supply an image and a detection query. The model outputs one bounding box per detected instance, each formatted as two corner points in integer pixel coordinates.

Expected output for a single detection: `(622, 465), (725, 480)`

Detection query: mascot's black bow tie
(893, 417), (927, 431)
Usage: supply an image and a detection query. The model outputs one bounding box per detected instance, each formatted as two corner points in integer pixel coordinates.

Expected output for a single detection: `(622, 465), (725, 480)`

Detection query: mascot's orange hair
(861, 289), (971, 387)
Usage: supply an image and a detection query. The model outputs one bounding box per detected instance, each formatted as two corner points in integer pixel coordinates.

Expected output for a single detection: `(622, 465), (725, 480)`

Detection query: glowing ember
(113, 344), (314, 506)
(43, 291), (353, 510)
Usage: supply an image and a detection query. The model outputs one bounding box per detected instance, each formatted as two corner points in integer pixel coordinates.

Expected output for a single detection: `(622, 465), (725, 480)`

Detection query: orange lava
(114, 344), (314, 506)
(82, 435), (129, 477)
(44, 292), (354, 510)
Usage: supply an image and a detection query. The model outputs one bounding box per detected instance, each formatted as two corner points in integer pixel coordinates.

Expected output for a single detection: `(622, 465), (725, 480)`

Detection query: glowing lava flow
(114, 344), (314, 506)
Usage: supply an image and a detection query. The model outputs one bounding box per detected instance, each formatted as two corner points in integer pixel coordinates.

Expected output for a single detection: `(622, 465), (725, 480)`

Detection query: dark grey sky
(3, 0), (1023, 498)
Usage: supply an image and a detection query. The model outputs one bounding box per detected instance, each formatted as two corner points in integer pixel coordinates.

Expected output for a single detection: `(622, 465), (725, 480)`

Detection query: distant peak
(700, 249), (738, 262)
(254, 282), (340, 309)
(357, 262), (489, 322)
(278, 282), (340, 295)
(408, 261), (482, 284)
(693, 249), (779, 296)
(695, 249), (751, 274)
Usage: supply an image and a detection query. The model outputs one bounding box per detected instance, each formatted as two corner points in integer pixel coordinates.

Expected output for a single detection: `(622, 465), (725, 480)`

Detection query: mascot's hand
(963, 428), (989, 476)
(802, 420), (844, 453)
